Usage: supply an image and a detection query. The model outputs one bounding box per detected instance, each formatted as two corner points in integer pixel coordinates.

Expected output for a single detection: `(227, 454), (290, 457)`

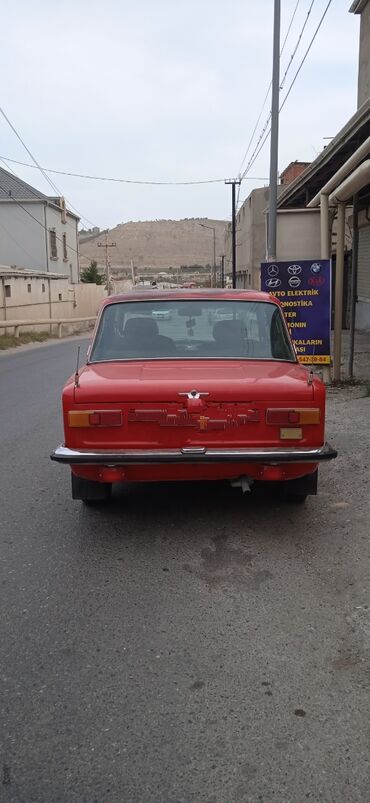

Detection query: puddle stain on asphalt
(183, 530), (273, 590)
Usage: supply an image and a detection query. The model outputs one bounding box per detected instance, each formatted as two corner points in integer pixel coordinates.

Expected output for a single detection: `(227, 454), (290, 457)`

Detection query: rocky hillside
(79, 218), (227, 271)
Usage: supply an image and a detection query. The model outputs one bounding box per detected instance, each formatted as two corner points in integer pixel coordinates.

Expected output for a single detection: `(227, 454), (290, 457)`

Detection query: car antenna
(74, 346), (81, 388)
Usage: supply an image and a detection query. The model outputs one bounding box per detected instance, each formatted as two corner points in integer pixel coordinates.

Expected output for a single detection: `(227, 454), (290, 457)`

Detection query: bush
(80, 261), (103, 285)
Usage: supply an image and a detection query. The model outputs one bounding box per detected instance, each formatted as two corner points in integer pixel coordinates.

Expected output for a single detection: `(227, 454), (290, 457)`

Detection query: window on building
(42, 283), (45, 293)
(27, 283), (31, 293)
(58, 293), (62, 301)
(49, 229), (58, 259)
(62, 233), (68, 261)
(5, 284), (11, 298)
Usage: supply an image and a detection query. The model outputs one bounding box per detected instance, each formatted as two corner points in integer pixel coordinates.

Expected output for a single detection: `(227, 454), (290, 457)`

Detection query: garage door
(358, 225), (370, 301)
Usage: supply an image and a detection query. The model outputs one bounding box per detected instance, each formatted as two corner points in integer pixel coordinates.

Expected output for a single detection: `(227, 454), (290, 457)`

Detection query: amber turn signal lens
(68, 411), (92, 428)
(296, 409), (321, 425)
(68, 410), (122, 428)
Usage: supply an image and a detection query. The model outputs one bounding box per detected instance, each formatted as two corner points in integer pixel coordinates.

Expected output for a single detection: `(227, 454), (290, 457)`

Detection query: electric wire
(0, 155), (268, 186)
(237, 0), (317, 212)
(237, 0), (301, 178)
(238, 0), (333, 199)
(0, 108), (98, 230)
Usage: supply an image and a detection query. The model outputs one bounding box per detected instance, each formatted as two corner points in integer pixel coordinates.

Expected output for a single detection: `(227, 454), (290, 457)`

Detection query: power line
(239, 0), (333, 187)
(238, 0), (317, 198)
(238, 0), (301, 178)
(279, 0), (315, 93)
(0, 155), (268, 186)
(0, 106), (61, 197)
(279, 0), (333, 111)
(0, 107), (98, 230)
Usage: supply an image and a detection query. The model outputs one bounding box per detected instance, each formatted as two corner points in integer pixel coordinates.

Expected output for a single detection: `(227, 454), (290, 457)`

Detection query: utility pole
(225, 178), (241, 288)
(197, 222), (216, 288)
(97, 231), (116, 294)
(348, 194), (359, 379)
(220, 255), (225, 288)
(130, 259), (135, 287)
(267, 0), (281, 262)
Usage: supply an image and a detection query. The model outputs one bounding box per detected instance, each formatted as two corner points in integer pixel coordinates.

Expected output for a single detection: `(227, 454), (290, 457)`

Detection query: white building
(0, 167), (80, 283)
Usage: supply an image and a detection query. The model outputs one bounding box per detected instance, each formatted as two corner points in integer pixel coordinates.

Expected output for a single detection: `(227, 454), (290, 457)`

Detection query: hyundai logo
(288, 276), (301, 288)
(265, 277), (282, 288)
(288, 264), (302, 276)
(268, 264), (279, 277)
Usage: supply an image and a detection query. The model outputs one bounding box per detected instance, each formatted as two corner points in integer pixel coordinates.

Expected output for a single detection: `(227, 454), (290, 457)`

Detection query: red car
(51, 289), (337, 504)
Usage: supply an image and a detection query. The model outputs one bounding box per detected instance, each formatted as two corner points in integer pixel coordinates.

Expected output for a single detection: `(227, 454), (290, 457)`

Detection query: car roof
(100, 289), (276, 308)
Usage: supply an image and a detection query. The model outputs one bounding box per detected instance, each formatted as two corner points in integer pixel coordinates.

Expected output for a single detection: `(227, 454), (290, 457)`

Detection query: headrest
(213, 319), (242, 342)
(123, 317), (159, 338)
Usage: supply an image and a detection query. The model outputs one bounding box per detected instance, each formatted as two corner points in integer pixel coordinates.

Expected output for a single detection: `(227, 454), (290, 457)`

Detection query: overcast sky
(0, 0), (360, 229)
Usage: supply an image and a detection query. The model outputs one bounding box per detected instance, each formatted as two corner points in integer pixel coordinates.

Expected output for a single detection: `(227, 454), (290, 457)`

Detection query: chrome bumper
(51, 443), (337, 465)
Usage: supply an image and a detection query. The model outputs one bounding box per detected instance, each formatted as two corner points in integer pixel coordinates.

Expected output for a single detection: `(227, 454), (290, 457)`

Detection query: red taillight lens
(89, 411), (122, 427)
(266, 408), (320, 425)
(266, 409), (300, 425)
(68, 410), (122, 428)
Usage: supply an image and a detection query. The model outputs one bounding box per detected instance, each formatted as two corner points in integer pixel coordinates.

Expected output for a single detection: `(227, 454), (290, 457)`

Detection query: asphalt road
(1, 338), (370, 803)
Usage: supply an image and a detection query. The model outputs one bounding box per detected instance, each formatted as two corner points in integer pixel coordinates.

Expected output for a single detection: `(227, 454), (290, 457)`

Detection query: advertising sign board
(260, 259), (331, 365)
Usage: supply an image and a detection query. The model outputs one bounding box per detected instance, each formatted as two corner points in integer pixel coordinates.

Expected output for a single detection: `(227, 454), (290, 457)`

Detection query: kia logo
(288, 276), (301, 288)
(265, 277), (282, 288)
(308, 276), (325, 287)
(288, 264), (302, 276)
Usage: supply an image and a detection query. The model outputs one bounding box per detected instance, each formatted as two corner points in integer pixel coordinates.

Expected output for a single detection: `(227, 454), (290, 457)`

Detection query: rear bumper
(51, 442), (337, 465)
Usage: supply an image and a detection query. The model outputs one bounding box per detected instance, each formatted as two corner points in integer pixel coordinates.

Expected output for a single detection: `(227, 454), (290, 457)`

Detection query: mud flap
(283, 469), (318, 498)
(71, 473), (112, 502)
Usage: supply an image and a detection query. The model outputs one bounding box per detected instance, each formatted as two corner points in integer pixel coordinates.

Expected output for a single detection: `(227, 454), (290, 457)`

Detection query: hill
(79, 218), (227, 272)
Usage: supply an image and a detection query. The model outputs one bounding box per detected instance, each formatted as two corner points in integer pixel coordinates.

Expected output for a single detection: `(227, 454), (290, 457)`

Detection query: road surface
(1, 338), (369, 803)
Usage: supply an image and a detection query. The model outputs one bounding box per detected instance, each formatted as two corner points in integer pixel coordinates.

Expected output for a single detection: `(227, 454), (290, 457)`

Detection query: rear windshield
(90, 299), (296, 362)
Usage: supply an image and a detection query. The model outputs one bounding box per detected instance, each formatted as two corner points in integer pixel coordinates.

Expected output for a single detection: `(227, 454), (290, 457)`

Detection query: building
(276, 1), (370, 336)
(0, 168), (80, 282)
(225, 168), (320, 289)
(351, 0), (370, 329)
(353, 0), (370, 106)
(224, 188), (269, 289)
(280, 161), (311, 187)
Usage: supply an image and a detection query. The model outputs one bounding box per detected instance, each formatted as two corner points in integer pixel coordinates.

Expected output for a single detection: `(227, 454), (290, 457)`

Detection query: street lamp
(197, 222), (216, 287)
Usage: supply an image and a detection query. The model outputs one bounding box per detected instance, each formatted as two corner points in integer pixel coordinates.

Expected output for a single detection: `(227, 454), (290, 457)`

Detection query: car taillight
(266, 408), (320, 425)
(68, 410), (122, 428)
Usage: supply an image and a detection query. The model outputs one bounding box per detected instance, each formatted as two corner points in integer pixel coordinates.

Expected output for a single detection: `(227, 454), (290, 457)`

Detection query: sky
(0, 0), (361, 229)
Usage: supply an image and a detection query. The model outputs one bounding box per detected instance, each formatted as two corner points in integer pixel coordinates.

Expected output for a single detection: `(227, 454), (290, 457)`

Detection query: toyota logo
(268, 264), (279, 277)
(265, 277), (282, 288)
(288, 264), (302, 276)
(288, 276), (301, 288)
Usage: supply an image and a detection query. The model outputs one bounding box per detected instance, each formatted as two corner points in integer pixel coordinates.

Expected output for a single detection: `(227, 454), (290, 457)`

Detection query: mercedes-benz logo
(268, 264), (279, 277)
(288, 264), (302, 276)
(265, 277), (282, 288)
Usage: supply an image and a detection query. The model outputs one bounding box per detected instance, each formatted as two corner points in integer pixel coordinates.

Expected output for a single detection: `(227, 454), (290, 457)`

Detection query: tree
(80, 261), (103, 285)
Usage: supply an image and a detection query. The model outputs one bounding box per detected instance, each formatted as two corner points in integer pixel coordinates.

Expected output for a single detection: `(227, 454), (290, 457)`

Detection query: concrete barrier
(0, 317), (96, 339)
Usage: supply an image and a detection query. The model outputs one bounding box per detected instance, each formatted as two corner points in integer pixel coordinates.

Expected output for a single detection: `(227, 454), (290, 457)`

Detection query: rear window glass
(90, 299), (295, 362)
